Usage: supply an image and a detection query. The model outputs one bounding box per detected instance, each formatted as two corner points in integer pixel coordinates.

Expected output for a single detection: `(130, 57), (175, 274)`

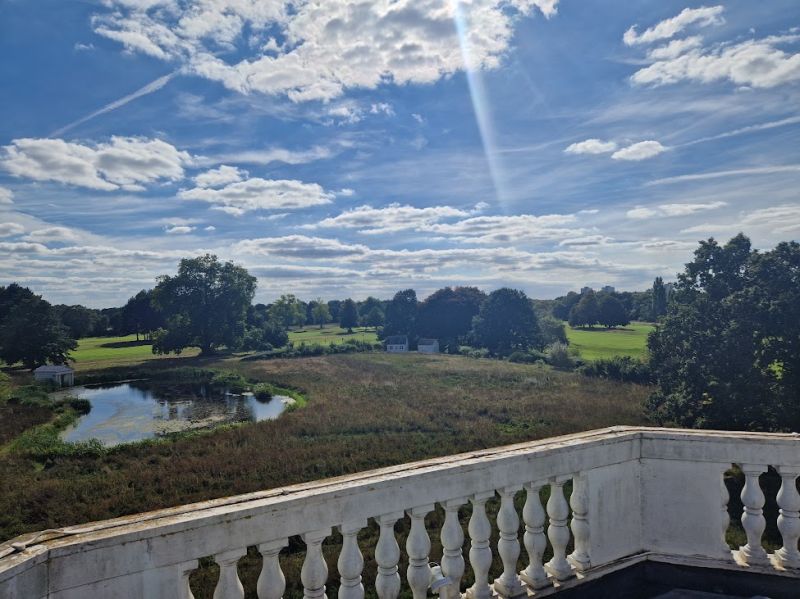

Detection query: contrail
(50, 72), (176, 137)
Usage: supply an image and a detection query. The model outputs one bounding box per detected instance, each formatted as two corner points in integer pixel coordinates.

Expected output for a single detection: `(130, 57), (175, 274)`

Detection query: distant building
(601, 285), (616, 294)
(33, 365), (74, 387)
(385, 335), (409, 353)
(417, 338), (439, 354)
(580, 286), (594, 295)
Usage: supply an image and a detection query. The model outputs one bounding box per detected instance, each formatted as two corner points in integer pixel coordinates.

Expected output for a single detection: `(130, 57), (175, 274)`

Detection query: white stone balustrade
(1, 427), (799, 599)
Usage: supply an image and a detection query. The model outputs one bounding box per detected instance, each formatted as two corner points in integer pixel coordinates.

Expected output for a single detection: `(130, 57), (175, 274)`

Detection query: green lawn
(71, 335), (199, 371)
(565, 321), (655, 361)
(288, 324), (379, 346)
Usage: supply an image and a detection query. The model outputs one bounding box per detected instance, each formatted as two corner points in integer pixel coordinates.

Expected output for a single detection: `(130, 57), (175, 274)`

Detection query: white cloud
(412, 113), (425, 124)
(23, 226), (85, 243)
(647, 36), (703, 60)
(194, 165), (247, 187)
(201, 145), (334, 167)
(611, 140), (666, 161)
(93, 0), (560, 102)
(426, 213), (585, 244)
(624, 5), (724, 46)
(627, 201), (727, 220)
(313, 203), (472, 234)
(0, 186), (13, 204)
(648, 164), (800, 186)
(2, 137), (190, 191)
(204, 225), (216, 231)
(682, 204), (800, 236)
(179, 177), (335, 213)
(0, 223), (24, 238)
(631, 34), (800, 89)
(564, 139), (617, 155)
(165, 225), (195, 234)
(370, 102), (395, 116)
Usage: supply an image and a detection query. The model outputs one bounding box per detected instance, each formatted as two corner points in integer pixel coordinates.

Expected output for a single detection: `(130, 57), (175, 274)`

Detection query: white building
(385, 335), (408, 353)
(601, 285), (616, 294)
(33, 364), (74, 387)
(417, 338), (439, 353)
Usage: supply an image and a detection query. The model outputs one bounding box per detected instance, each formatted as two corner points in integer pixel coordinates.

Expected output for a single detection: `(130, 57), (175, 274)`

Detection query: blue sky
(1, 0), (799, 307)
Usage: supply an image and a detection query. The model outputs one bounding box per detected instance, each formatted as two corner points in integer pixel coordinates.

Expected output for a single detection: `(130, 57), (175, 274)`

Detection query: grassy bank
(288, 325), (379, 346)
(71, 334), (200, 371)
(0, 353), (649, 543)
(565, 321), (655, 360)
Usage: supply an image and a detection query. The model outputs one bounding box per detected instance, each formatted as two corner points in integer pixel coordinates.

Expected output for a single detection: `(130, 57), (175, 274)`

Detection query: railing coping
(1, 426), (798, 580)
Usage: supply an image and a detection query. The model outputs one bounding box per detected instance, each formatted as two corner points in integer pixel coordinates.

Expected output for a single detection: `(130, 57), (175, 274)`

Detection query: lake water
(60, 382), (293, 447)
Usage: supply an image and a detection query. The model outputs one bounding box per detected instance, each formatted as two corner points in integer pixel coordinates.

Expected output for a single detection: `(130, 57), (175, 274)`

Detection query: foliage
(471, 288), (542, 356)
(122, 289), (164, 340)
(244, 338), (382, 360)
(251, 383), (273, 401)
(647, 234), (800, 431)
(416, 286), (486, 352)
(552, 291), (581, 321)
(545, 342), (574, 369)
(242, 321), (289, 352)
(597, 294), (630, 328)
(152, 254), (257, 355)
(537, 315), (568, 346)
(652, 276), (667, 319)
(383, 289), (417, 339)
(339, 299), (359, 332)
(363, 306), (385, 328)
(269, 295), (306, 329)
(53, 304), (101, 339)
(578, 356), (652, 385)
(0, 284), (77, 369)
(507, 349), (546, 364)
(310, 298), (331, 329)
(568, 291), (599, 328)
(68, 398), (92, 415)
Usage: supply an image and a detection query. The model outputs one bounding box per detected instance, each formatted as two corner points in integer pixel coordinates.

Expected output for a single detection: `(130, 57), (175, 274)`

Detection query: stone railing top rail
(1, 426), (798, 582)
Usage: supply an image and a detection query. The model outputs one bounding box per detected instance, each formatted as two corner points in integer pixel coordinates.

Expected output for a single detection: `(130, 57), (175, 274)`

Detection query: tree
(122, 290), (163, 340)
(364, 306), (385, 329)
(647, 234), (800, 432)
(358, 296), (384, 320)
(471, 288), (542, 356)
(552, 291), (581, 321)
(0, 287), (76, 369)
(568, 291), (599, 328)
(152, 254), (256, 355)
(652, 276), (667, 319)
(597, 294), (629, 328)
(416, 286), (486, 352)
(269, 295), (305, 329)
(340, 299), (359, 333)
(538, 314), (568, 345)
(54, 304), (98, 339)
(311, 299), (331, 329)
(327, 300), (342, 322)
(383, 289), (417, 338)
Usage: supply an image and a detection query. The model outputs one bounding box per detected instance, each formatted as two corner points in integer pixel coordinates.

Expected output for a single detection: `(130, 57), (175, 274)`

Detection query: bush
(68, 397), (92, 415)
(508, 350), (547, 364)
(578, 356), (652, 385)
(545, 342), (574, 369)
(251, 383), (273, 402)
(210, 371), (249, 393)
(243, 339), (381, 361)
(459, 346), (490, 359)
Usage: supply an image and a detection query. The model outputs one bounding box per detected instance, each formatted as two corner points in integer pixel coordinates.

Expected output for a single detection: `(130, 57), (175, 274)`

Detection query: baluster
(441, 498), (467, 599)
(375, 512), (403, 599)
(568, 474), (590, 572)
(407, 505), (434, 599)
(774, 466), (800, 569)
(545, 476), (574, 581)
(213, 548), (247, 599)
(720, 471), (732, 558)
(495, 486), (524, 598)
(339, 520), (366, 599)
(301, 528), (331, 599)
(257, 538), (288, 599)
(466, 491), (494, 599)
(519, 482), (549, 591)
(736, 464), (768, 565)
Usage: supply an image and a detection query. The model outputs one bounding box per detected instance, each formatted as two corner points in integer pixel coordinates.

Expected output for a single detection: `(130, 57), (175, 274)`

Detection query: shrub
(68, 397), (92, 415)
(545, 342), (574, 369)
(251, 383), (273, 402)
(578, 356), (652, 385)
(508, 350), (547, 364)
(210, 371), (249, 393)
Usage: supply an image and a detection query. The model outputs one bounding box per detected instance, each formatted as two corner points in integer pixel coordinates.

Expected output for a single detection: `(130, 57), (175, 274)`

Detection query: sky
(0, 0), (799, 308)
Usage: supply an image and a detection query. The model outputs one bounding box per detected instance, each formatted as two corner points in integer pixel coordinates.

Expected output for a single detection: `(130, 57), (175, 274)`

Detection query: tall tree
(597, 294), (630, 328)
(152, 254), (256, 355)
(652, 276), (667, 319)
(269, 295), (305, 329)
(122, 289), (163, 340)
(340, 298), (359, 333)
(0, 287), (76, 369)
(53, 304), (97, 339)
(311, 298), (331, 329)
(568, 291), (599, 328)
(364, 306), (385, 329)
(416, 286), (486, 351)
(648, 234), (800, 431)
(383, 289), (417, 338)
(471, 288), (542, 356)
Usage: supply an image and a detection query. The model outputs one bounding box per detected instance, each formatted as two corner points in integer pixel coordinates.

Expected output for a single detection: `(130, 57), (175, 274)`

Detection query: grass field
(565, 321), (655, 361)
(288, 324), (379, 345)
(70, 335), (199, 371)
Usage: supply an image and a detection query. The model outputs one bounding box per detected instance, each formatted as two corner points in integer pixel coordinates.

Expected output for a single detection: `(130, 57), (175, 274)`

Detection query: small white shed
(33, 365), (75, 387)
(417, 338), (440, 354)
(385, 335), (409, 353)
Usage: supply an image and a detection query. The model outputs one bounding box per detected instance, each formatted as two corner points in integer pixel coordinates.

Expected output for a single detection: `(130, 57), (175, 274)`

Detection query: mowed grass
(70, 335), (200, 371)
(288, 324), (379, 345)
(565, 321), (655, 361)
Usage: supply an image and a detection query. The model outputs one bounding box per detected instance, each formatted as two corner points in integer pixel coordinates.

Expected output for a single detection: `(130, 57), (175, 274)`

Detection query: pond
(59, 382), (294, 447)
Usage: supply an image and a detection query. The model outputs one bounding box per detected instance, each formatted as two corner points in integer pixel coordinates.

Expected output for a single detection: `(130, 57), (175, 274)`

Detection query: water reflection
(60, 382), (292, 447)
